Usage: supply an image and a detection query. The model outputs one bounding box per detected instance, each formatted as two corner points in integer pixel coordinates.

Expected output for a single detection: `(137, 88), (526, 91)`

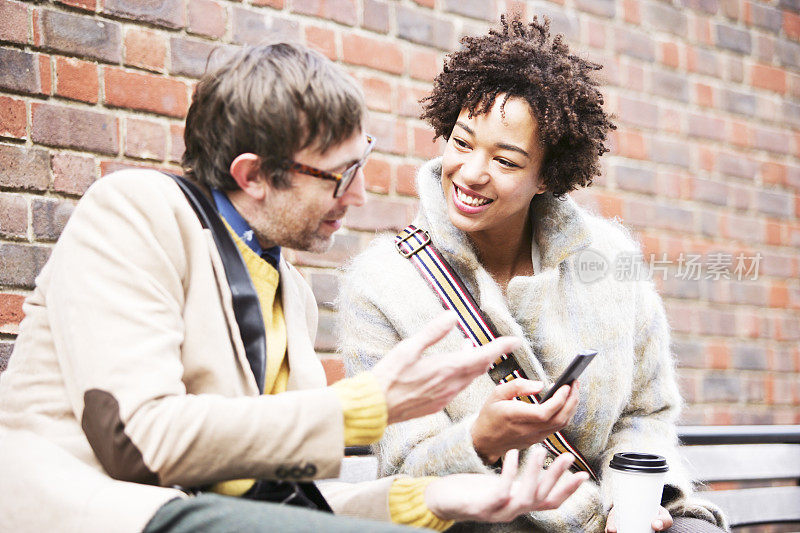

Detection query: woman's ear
(229, 153), (268, 201)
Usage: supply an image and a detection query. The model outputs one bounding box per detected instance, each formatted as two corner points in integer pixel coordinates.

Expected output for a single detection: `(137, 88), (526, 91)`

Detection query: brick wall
(0, 0), (798, 425)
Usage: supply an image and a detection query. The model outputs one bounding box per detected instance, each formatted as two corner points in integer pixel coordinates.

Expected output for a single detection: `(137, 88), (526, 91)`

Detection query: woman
(338, 16), (727, 533)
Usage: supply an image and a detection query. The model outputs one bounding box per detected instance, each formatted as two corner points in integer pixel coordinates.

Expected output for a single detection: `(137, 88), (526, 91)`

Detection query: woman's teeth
(456, 186), (491, 207)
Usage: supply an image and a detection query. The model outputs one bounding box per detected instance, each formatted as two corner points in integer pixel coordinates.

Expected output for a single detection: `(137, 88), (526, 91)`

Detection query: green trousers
(144, 494), (417, 533)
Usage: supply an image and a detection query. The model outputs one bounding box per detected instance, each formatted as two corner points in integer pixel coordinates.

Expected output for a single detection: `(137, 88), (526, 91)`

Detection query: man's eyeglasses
(283, 135), (376, 198)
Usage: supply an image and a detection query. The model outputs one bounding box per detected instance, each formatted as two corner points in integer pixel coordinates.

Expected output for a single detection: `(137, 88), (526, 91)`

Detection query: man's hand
(605, 505), (673, 532)
(471, 378), (580, 464)
(371, 312), (521, 424)
(424, 447), (589, 522)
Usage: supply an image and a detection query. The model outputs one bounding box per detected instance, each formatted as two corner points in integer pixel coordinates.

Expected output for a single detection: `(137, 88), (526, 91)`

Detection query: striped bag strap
(395, 224), (598, 481)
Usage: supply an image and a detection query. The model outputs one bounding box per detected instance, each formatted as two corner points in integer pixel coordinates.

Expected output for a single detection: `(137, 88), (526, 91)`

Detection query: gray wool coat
(337, 158), (728, 532)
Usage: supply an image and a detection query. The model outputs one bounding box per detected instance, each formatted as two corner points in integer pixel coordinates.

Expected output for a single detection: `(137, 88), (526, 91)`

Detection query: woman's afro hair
(421, 14), (616, 197)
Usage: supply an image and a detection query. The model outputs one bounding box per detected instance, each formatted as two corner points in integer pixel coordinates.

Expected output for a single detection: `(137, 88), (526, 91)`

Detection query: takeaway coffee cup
(609, 453), (668, 533)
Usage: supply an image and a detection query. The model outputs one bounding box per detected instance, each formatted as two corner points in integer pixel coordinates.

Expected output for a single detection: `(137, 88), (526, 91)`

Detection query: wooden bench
(677, 425), (800, 529)
(333, 425), (800, 529)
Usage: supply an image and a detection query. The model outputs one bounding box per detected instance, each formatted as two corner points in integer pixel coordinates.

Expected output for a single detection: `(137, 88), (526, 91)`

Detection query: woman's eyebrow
(454, 121), (474, 135)
(496, 142), (529, 157)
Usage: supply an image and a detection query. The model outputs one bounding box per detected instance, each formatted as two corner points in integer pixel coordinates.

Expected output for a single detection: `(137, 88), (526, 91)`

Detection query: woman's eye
(453, 138), (469, 149)
(497, 158), (519, 169)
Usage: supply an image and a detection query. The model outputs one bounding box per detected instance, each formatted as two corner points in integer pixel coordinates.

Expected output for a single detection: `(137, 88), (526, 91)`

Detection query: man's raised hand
(371, 311), (521, 424)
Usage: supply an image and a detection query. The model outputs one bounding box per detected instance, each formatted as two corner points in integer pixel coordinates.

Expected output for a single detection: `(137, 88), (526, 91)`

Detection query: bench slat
(681, 444), (800, 481)
(697, 486), (800, 527)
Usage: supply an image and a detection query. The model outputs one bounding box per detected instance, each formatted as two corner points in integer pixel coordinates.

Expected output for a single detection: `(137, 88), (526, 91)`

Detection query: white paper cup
(609, 453), (668, 533)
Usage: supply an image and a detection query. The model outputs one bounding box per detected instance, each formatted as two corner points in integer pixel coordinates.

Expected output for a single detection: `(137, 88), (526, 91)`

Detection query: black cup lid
(609, 452), (668, 473)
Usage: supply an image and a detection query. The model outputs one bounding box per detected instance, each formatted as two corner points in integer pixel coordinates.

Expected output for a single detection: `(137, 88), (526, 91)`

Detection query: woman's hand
(605, 505), (673, 532)
(424, 447), (589, 523)
(471, 378), (580, 464)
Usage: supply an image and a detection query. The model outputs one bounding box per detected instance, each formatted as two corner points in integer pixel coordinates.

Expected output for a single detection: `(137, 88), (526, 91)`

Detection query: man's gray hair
(182, 42), (366, 190)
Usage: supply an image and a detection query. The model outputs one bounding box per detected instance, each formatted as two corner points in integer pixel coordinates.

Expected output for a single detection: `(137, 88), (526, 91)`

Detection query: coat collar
(415, 157), (592, 273)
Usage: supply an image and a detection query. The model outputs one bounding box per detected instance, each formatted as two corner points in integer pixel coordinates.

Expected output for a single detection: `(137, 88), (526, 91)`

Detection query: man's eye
(453, 138), (469, 149)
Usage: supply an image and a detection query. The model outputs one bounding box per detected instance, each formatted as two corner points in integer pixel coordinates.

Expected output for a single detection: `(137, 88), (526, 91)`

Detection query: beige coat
(0, 170), (386, 532)
(338, 158), (728, 532)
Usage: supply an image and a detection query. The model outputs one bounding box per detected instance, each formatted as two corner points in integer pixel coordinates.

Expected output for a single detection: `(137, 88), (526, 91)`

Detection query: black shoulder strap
(165, 173), (267, 394)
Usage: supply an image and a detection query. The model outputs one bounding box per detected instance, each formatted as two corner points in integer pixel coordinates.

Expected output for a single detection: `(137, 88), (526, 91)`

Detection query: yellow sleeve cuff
(331, 372), (387, 446)
(389, 477), (455, 531)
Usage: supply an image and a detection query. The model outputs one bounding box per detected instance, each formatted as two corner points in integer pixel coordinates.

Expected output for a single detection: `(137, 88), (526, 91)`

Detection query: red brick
(695, 83), (714, 108)
(0, 0), (29, 44)
(707, 342), (730, 370)
(38, 9), (122, 63)
(103, 0), (184, 29)
(32, 197), (74, 242)
(305, 25), (337, 60)
(56, 0), (95, 10)
(586, 19), (606, 49)
(0, 144), (50, 191)
(363, 157), (390, 193)
(169, 124), (185, 164)
(785, 11), (800, 40)
(762, 161), (786, 186)
(170, 37), (225, 79)
(730, 121), (749, 147)
(105, 68), (189, 118)
(367, 115), (408, 155)
(0, 243), (51, 288)
(616, 129), (647, 160)
(55, 57), (98, 104)
(0, 96), (26, 140)
(361, 75), (393, 113)
(413, 126), (441, 160)
(252, 0), (283, 6)
(38, 54), (51, 95)
(188, 0), (227, 38)
(0, 193), (28, 239)
(52, 153), (96, 196)
(397, 164), (417, 196)
(231, 7), (300, 45)
(397, 85), (426, 119)
(766, 221), (782, 246)
(622, 0), (639, 23)
(32, 103), (118, 155)
(0, 293), (25, 330)
(660, 41), (679, 68)
(751, 64), (786, 94)
(347, 196), (412, 231)
(125, 118), (167, 161)
(342, 34), (404, 74)
(124, 28), (167, 72)
(292, 0), (357, 26)
(770, 282), (790, 308)
(409, 48), (439, 82)
(363, 0), (390, 34)
(412, 0), (434, 7)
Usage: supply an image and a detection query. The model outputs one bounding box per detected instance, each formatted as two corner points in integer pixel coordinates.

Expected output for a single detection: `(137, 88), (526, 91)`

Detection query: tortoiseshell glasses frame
(283, 135), (376, 198)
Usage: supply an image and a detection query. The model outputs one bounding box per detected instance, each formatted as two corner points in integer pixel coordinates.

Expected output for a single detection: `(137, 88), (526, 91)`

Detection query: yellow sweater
(213, 227), (451, 530)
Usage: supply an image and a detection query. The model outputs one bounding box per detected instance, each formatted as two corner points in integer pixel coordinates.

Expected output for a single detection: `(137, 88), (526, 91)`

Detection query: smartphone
(538, 350), (597, 403)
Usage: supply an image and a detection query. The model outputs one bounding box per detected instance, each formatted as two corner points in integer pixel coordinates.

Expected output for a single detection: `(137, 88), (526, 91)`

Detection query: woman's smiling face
(441, 96), (546, 239)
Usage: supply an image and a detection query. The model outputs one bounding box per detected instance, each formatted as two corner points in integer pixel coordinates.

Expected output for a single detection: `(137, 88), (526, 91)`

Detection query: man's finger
(458, 336), (522, 373)
(500, 448), (519, 489)
(536, 452), (574, 500)
(405, 311), (459, 355)
(542, 470), (588, 509)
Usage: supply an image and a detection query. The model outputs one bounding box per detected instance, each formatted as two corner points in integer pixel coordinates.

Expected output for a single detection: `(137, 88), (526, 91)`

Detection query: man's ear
(230, 153), (268, 201)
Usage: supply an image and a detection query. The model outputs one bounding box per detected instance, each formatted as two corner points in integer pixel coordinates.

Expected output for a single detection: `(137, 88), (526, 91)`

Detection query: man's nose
(339, 167), (367, 207)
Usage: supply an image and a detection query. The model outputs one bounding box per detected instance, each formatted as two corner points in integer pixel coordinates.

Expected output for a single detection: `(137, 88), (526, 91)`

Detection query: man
(0, 43), (585, 532)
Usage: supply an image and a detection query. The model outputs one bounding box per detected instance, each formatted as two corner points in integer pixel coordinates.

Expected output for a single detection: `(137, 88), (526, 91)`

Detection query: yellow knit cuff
(331, 372), (387, 446)
(389, 477), (455, 531)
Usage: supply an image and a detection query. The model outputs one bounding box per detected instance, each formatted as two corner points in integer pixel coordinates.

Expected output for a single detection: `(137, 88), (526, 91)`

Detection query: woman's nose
(458, 153), (490, 186)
